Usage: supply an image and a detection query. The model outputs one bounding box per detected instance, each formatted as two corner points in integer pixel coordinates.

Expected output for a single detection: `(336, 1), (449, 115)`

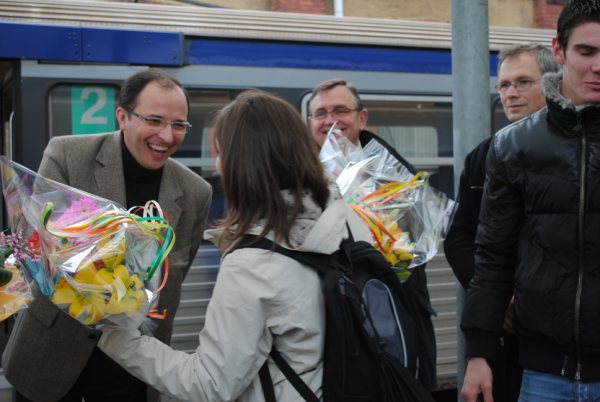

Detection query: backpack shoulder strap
(236, 235), (323, 402)
(259, 362), (277, 402)
(258, 350), (320, 402)
(235, 234), (332, 276)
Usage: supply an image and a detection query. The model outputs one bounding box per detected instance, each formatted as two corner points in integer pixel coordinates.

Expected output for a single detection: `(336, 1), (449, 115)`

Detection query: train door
(0, 61), (15, 229)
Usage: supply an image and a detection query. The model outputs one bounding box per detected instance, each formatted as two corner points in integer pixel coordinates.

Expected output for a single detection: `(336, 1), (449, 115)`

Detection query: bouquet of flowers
(0, 156), (174, 328)
(320, 126), (456, 280)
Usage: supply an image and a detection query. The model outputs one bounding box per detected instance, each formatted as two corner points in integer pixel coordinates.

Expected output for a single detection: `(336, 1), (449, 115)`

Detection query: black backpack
(238, 234), (435, 402)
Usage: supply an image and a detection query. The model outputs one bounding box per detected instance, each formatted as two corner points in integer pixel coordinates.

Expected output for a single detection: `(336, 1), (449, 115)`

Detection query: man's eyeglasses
(309, 107), (360, 120)
(495, 79), (540, 95)
(125, 108), (192, 135)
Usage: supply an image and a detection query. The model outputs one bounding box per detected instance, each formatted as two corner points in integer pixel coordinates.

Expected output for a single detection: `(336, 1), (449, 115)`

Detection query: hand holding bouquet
(0, 156), (174, 328)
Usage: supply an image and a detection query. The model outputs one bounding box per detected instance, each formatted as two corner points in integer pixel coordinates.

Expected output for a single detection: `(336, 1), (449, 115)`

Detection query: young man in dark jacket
(307, 78), (437, 391)
(445, 43), (559, 402)
(461, 1), (600, 401)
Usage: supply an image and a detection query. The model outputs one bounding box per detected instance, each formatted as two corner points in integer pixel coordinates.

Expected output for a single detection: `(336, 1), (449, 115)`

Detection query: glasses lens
(172, 122), (189, 134)
(332, 107), (352, 118)
(145, 117), (165, 128)
(515, 80), (532, 91)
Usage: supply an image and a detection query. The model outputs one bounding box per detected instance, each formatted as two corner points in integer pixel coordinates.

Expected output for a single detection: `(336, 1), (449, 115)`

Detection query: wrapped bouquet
(320, 126), (456, 280)
(0, 156), (174, 328)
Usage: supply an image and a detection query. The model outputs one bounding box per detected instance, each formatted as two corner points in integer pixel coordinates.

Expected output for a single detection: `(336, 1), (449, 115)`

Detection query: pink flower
(53, 197), (103, 228)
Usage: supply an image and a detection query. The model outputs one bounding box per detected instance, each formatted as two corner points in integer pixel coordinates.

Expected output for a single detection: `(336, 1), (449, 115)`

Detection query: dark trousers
(16, 347), (146, 402)
(491, 330), (522, 402)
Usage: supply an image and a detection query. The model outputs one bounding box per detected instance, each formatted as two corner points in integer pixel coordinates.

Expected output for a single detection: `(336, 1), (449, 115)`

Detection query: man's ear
(115, 107), (128, 131)
(552, 37), (566, 65)
(358, 108), (369, 130)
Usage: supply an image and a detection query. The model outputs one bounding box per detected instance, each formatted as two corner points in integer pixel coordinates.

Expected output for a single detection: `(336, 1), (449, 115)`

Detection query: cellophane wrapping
(0, 156), (174, 328)
(320, 128), (456, 280)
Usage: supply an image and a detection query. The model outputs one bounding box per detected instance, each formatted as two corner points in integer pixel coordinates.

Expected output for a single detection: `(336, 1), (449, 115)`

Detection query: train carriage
(0, 0), (555, 397)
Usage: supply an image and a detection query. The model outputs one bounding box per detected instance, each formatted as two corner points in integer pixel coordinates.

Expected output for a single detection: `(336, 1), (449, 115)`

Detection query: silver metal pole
(451, 0), (490, 400)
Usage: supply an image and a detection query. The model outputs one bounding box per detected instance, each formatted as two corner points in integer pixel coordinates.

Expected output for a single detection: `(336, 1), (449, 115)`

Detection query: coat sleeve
(461, 137), (521, 359)
(444, 140), (490, 290)
(97, 250), (279, 401)
(443, 160), (477, 289)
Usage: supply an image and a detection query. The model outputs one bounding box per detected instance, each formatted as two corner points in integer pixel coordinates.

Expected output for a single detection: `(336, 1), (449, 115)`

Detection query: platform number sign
(71, 86), (116, 135)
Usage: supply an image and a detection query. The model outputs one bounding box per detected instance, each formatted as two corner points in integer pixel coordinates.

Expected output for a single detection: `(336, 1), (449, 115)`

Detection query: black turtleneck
(121, 133), (163, 211)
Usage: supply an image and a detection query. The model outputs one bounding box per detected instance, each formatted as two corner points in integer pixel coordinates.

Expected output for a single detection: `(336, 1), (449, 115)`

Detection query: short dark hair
(557, 0), (600, 50)
(213, 89), (329, 244)
(117, 68), (190, 115)
(498, 43), (560, 75)
(308, 78), (364, 112)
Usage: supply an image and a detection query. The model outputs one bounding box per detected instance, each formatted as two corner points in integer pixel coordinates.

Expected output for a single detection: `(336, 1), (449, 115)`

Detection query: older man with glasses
(496, 44), (559, 123)
(5, 68), (212, 402)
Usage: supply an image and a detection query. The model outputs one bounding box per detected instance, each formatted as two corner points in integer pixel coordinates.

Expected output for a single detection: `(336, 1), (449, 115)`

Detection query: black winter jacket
(462, 73), (600, 381)
(444, 137), (492, 289)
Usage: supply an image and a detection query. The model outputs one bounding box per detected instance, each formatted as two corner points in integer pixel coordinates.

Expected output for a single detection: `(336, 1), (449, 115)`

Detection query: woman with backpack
(97, 89), (370, 401)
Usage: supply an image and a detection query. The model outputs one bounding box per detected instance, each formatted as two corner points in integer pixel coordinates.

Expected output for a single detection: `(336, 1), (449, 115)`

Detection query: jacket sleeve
(461, 137), (521, 359)
(98, 248), (320, 401)
(443, 159), (477, 289)
(98, 251), (272, 400)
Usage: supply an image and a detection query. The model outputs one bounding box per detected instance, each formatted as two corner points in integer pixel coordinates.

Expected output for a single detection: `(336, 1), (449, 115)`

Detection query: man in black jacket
(445, 43), (558, 402)
(307, 78), (437, 391)
(461, 1), (600, 401)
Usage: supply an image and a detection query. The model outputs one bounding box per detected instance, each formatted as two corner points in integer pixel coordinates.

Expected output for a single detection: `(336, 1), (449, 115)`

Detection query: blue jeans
(519, 369), (600, 402)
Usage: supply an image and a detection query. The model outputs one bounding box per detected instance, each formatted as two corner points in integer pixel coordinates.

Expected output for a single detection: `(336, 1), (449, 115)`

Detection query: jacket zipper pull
(561, 355), (568, 376)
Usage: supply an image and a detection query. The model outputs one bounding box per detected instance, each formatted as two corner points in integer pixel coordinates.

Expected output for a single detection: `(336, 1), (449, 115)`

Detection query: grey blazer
(2, 131), (212, 402)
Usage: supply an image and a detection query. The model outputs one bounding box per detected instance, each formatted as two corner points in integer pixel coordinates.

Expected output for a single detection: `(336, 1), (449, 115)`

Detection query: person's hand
(461, 357), (494, 402)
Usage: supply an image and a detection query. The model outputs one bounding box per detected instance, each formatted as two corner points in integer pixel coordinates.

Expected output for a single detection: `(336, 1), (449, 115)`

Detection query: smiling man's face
(308, 85), (368, 146)
(117, 81), (188, 170)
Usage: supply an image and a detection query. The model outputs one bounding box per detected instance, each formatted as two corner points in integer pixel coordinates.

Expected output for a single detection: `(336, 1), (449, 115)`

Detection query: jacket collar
(543, 72), (600, 137)
(205, 182), (349, 255)
(94, 131), (127, 206)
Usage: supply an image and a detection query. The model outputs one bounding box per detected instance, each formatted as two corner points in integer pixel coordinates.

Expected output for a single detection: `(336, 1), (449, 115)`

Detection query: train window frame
(172, 89), (235, 176)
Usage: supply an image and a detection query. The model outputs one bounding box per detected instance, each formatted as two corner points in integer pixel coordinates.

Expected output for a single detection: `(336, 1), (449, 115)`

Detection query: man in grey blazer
(3, 69), (212, 402)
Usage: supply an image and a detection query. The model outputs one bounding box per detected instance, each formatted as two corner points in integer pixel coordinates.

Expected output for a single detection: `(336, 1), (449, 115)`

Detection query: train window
(175, 90), (233, 228)
(361, 96), (453, 197)
(173, 90), (232, 176)
(48, 85), (119, 137)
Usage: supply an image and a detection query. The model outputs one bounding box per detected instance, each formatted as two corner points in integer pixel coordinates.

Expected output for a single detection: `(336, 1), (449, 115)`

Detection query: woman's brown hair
(213, 89), (329, 244)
